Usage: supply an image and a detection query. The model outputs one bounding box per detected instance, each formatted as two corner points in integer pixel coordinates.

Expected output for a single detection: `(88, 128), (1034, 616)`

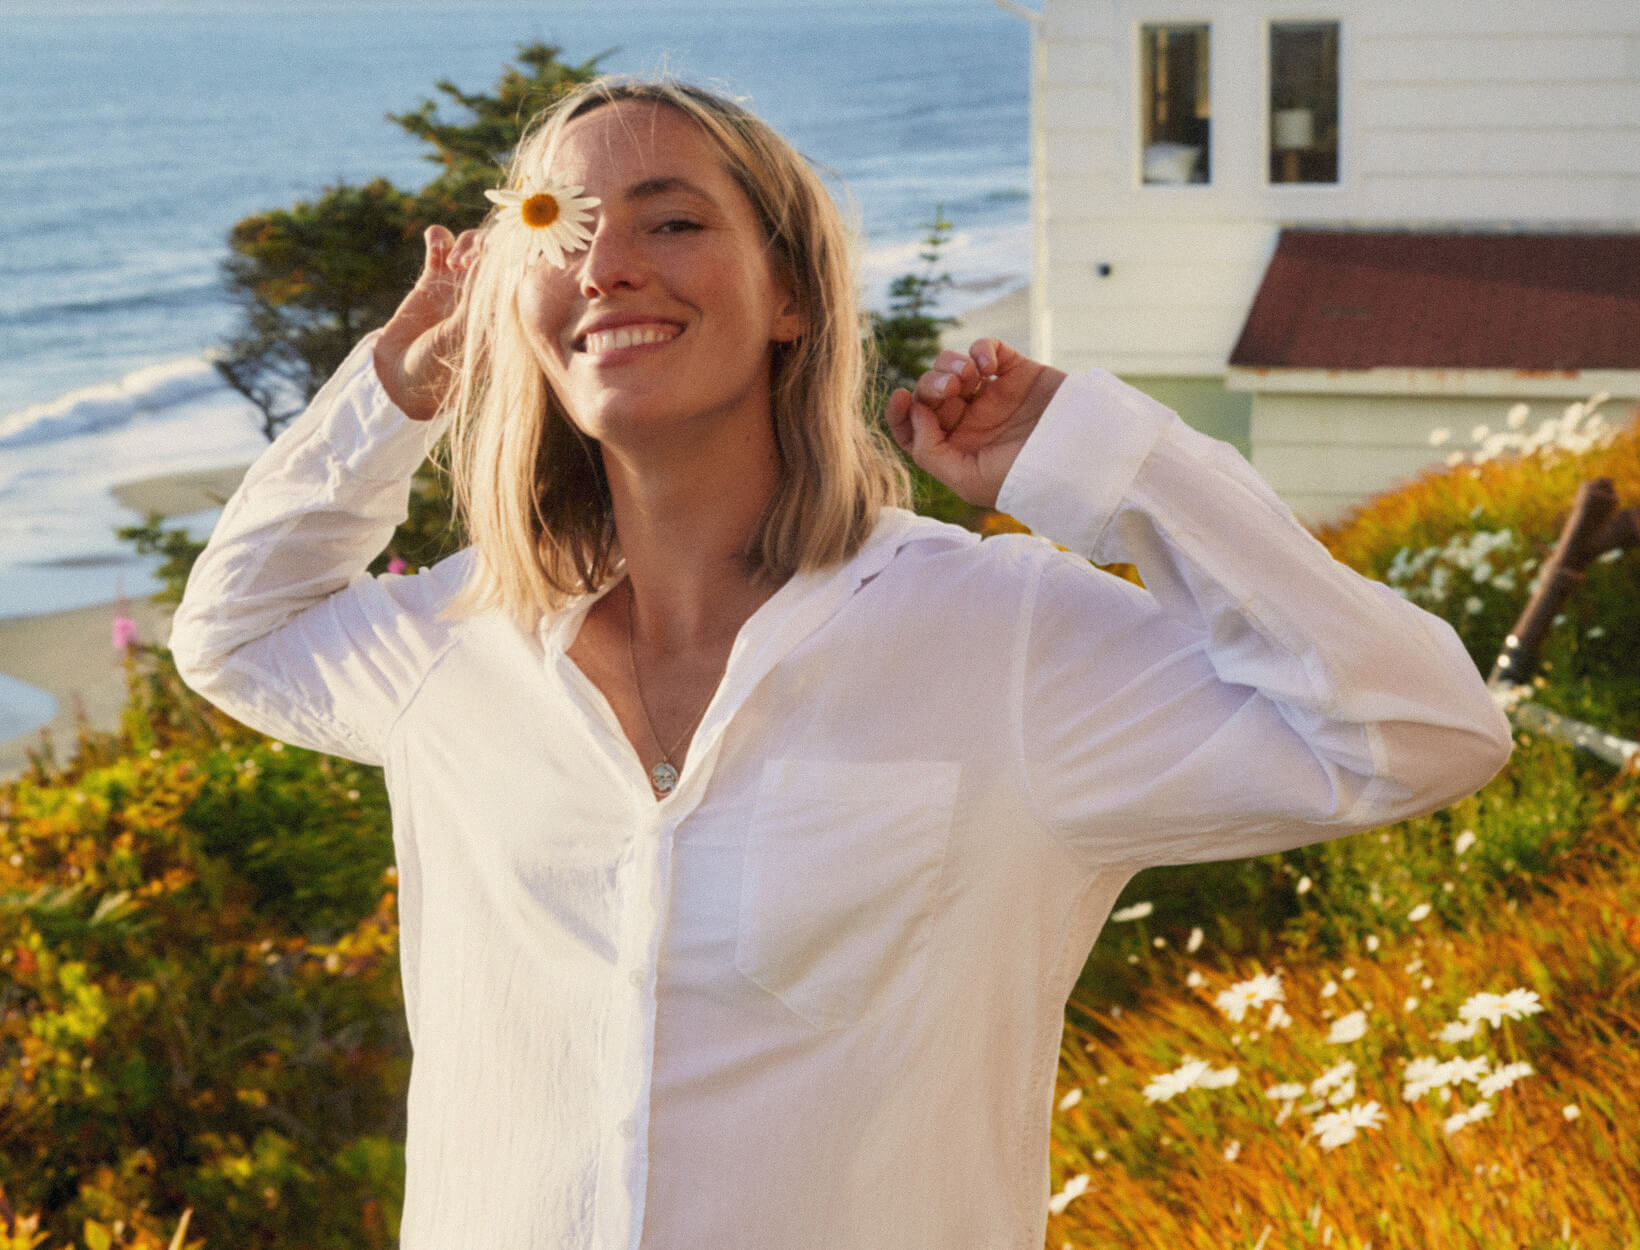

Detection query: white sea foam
(0, 363), (268, 619)
(0, 357), (226, 450)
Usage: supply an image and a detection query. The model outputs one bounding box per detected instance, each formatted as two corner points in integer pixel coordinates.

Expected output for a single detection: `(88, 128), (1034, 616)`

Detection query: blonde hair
(443, 77), (909, 627)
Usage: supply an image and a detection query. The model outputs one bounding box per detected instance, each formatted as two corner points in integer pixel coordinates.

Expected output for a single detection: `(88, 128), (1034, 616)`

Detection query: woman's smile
(574, 318), (684, 359)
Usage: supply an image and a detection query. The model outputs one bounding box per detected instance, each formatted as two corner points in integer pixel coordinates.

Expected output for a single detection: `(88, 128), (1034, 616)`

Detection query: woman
(172, 79), (1511, 1249)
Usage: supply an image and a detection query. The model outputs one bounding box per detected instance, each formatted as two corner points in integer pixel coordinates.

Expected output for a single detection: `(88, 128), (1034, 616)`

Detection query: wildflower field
(1047, 399), (1640, 1249)
(2, 395), (1638, 1249)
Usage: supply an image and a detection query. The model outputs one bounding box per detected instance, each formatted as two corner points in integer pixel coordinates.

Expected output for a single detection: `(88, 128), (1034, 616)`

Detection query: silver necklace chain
(625, 582), (712, 797)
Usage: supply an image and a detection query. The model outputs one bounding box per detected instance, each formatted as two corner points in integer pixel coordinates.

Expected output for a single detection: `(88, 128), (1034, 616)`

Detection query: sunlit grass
(1047, 756), (1640, 1249)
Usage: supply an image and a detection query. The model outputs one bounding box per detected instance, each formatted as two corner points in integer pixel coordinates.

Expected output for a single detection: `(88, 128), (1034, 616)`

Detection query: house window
(1269, 21), (1340, 184)
(1140, 24), (1211, 185)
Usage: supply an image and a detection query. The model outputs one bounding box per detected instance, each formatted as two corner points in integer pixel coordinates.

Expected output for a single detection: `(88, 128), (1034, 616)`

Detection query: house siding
(1035, 0), (1640, 378)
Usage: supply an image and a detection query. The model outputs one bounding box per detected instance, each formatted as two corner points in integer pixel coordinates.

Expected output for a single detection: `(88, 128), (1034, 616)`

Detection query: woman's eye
(657, 218), (702, 234)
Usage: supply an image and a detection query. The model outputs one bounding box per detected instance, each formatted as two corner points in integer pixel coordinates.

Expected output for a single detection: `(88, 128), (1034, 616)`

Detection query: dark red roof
(1229, 230), (1640, 371)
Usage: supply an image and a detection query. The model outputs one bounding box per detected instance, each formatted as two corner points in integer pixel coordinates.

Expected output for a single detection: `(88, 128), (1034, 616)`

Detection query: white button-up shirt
(171, 339), (1510, 1250)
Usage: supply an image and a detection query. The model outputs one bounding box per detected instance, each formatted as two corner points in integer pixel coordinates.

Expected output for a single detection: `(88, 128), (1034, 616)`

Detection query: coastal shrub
(216, 43), (604, 438)
(0, 661), (406, 1250)
(1316, 394), (1640, 736)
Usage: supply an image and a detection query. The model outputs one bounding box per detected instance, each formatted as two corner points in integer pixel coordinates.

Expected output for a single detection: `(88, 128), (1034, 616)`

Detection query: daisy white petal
(1327, 1011), (1368, 1044)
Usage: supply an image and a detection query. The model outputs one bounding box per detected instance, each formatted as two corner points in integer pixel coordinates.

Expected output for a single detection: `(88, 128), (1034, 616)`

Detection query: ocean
(0, 0), (1031, 619)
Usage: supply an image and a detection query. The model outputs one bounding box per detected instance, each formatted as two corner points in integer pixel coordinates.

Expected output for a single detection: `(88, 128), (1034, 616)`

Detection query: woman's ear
(771, 294), (805, 344)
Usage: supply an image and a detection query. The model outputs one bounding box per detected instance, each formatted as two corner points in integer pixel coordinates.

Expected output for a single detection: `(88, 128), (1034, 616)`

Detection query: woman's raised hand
(373, 225), (481, 422)
(885, 339), (1067, 509)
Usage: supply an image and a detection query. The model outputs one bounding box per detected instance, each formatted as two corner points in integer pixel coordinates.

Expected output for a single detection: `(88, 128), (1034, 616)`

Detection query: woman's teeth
(582, 324), (679, 354)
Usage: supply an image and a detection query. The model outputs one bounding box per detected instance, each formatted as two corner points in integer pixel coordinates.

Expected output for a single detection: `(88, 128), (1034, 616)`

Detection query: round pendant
(649, 761), (679, 796)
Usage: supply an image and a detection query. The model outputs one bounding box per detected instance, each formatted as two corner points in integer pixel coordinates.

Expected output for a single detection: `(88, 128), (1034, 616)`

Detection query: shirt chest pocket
(734, 758), (959, 1030)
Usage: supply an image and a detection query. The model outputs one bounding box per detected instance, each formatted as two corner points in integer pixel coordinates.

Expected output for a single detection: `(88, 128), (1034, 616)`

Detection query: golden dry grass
(1046, 771), (1640, 1249)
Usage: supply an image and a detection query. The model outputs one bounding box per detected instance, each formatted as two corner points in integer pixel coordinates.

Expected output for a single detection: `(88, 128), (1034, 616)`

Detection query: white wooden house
(995, 0), (1640, 524)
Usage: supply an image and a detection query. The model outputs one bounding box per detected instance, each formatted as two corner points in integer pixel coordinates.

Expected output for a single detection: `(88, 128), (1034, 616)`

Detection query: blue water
(0, 0), (1031, 414)
(0, 0), (1031, 620)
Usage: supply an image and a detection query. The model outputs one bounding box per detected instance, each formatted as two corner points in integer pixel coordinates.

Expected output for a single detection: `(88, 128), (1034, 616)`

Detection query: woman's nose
(577, 224), (645, 297)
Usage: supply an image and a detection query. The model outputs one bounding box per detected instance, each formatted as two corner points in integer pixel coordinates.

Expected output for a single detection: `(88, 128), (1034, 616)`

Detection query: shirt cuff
(995, 368), (1172, 557)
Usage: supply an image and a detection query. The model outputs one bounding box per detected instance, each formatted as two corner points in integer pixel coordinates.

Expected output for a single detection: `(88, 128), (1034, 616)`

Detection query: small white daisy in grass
(1186, 969), (1206, 988)
(1266, 1002), (1292, 1030)
(1327, 1011), (1369, 1044)
(484, 173), (600, 267)
(1142, 1057), (1238, 1103)
(1310, 1060), (1355, 1096)
(1498, 988), (1546, 1020)
(1110, 900), (1153, 922)
(1047, 1173), (1089, 1215)
(1455, 829), (1477, 855)
(1408, 902), (1433, 922)
(1477, 1061), (1534, 1097)
(1144, 1057), (1212, 1103)
(1222, 1139), (1241, 1162)
(1265, 1083), (1307, 1102)
(1311, 1101), (1385, 1150)
(1443, 1100), (1493, 1135)
(1439, 1019), (1481, 1043)
(1214, 971), (1283, 1022)
(1058, 1087), (1083, 1111)
(1458, 992), (1508, 1029)
(1563, 1104), (1581, 1121)
(1446, 1055), (1492, 1086)
(1187, 927), (1205, 953)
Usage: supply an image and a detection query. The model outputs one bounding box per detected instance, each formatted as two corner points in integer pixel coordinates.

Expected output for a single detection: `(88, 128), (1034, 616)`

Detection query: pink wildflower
(112, 613), (140, 651)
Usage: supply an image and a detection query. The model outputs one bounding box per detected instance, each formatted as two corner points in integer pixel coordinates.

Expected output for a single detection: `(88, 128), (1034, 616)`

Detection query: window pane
(1141, 24), (1211, 185)
(1270, 21), (1339, 184)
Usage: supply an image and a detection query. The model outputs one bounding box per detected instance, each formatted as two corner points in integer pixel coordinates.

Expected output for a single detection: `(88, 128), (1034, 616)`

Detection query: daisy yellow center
(521, 193), (561, 228)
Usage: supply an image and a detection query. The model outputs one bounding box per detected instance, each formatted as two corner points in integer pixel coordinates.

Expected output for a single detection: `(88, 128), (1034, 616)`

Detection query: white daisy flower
(1214, 971), (1284, 1023)
(1110, 900), (1154, 923)
(1443, 1100), (1493, 1135)
(1454, 829), (1477, 855)
(1457, 991), (1508, 1029)
(1143, 1057), (1212, 1103)
(1327, 1011), (1369, 1044)
(1310, 1060), (1356, 1095)
(1265, 1083), (1307, 1102)
(1187, 927), (1205, 953)
(1498, 988), (1545, 1021)
(1477, 1061), (1534, 1097)
(1312, 1101), (1385, 1150)
(1047, 1173), (1089, 1214)
(1058, 1087), (1083, 1111)
(1438, 1020), (1480, 1044)
(485, 174), (600, 267)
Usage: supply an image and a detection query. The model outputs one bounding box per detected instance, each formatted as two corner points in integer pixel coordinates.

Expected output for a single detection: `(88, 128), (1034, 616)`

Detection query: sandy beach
(0, 464), (248, 780)
(0, 286), (1028, 782)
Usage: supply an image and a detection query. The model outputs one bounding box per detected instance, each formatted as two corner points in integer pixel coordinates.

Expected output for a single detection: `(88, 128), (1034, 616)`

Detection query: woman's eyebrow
(623, 175), (715, 205)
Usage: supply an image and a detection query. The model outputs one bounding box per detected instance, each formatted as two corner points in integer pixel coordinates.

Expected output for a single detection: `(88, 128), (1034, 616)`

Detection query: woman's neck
(603, 431), (785, 652)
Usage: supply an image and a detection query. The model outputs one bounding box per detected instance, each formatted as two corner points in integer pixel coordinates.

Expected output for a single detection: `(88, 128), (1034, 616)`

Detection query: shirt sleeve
(169, 334), (465, 765)
(996, 368), (1513, 869)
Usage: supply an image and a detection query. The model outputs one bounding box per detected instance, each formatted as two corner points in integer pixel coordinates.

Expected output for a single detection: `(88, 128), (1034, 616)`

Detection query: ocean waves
(0, 357), (228, 450)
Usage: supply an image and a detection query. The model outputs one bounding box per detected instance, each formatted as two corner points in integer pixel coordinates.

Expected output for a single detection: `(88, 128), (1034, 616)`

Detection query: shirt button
(619, 1119), (637, 1139)
(629, 970), (646, 988)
